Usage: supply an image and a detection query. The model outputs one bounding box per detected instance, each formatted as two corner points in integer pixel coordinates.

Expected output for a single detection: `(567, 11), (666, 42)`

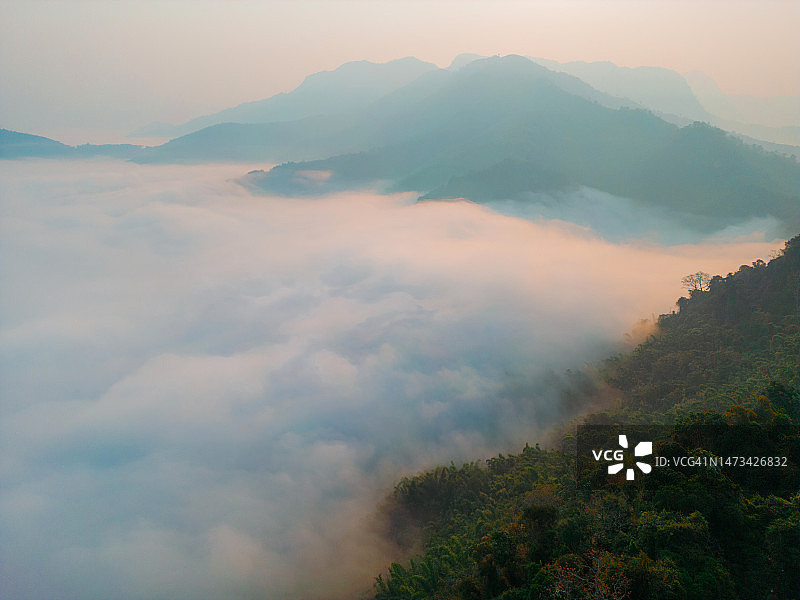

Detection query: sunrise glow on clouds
(0, 160), (781, 598)
(0, 1), (796, 597)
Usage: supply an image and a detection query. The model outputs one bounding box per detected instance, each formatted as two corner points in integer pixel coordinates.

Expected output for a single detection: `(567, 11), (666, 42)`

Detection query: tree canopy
(370, 235), (800, 600)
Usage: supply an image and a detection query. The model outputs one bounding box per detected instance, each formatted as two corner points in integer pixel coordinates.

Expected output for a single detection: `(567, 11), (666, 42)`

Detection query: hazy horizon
(1, 0), (798, 144)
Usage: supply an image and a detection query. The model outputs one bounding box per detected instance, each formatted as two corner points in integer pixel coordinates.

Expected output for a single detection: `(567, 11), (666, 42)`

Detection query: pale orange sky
(1, 0), (798, 139)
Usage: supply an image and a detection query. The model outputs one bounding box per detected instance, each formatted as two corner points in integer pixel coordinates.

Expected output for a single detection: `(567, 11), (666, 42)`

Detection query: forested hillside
(370, 235), (800, 600)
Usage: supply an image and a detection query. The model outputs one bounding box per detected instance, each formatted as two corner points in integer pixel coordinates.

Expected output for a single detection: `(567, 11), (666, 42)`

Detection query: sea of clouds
(0, 159), (781, 599)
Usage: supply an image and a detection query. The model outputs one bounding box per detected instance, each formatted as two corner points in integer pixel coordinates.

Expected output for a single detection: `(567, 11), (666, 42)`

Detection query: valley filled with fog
(0, 159), (781, 599)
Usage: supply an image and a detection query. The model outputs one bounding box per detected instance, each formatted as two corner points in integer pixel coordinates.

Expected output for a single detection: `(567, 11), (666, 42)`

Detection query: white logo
(592, 435), (652, 480)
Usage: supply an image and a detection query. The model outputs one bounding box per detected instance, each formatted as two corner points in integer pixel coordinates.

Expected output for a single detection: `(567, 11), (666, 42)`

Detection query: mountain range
(131, 53), (799, 149)
(236, 55), (799, 233)
(130, 56), (440, 139)
(3, 54), (798, 237)
(531, 57), (799, 146)
(0, 129), (143, 160)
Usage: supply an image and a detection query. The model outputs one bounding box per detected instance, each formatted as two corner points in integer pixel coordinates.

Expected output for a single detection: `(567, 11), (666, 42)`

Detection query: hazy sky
(1, 0), (798, 141)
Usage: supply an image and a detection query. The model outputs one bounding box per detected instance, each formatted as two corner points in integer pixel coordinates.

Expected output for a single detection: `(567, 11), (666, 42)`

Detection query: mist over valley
(1, 7), (798, 594)
(0, 156), (784, 598)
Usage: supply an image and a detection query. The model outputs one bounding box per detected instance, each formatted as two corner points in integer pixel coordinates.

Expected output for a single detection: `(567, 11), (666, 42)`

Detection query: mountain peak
(136, 56), (439, 139)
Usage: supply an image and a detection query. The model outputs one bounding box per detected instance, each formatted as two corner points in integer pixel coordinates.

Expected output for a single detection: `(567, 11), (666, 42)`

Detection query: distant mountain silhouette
(685, 70), (800, 129)
(6, 54), (798, 236)
(133, 53), (798, 164)
(0, 129), (76, 158)
(137, 55), (642, 164)
(685, 70), (800, 146)
(0, 129), (143, 160)
(238, 56), (799, 232)
(130, 57), (438, 139)
(530, 58), (799, 147)
(530, 57), (710, 122)
(135, 117), (355, 163)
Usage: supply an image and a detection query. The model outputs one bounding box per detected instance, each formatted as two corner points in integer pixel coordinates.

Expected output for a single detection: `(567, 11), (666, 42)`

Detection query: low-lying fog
(0, 160), (781, 599)
(481, 188), (785, 244)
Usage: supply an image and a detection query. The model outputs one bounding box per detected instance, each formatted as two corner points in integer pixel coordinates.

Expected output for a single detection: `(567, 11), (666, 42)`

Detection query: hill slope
(531, 57), (711, 123)
(130, 57), (438, 139)
(371, 234), (800, 600)
(0, 129), (76, 159)
(0, 129), (143, 160)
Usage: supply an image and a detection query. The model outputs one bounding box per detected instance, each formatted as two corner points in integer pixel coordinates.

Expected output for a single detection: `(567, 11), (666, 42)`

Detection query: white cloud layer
(0, 160), (781, 599)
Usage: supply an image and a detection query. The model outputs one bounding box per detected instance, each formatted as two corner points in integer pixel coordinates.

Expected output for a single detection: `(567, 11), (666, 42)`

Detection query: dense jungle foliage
(372, 234), (800, 600)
